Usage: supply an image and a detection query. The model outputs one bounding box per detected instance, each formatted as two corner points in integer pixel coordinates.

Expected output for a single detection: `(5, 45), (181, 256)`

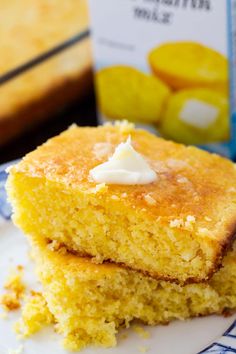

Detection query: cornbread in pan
(7, 123), (236, 284)
(0, 0), (92, 145)
(26, 237), (236, 351)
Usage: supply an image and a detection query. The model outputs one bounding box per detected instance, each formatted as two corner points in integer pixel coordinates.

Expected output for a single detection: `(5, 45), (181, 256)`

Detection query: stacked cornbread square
(7, 122), (236, 350)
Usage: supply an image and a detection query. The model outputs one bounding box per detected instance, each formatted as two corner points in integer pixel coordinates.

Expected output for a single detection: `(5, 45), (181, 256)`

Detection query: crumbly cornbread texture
(7, 123), (236, 283)
(28, 237), (236, 351)
(0, 266), (25, 311)
(15, 292), (54, 337)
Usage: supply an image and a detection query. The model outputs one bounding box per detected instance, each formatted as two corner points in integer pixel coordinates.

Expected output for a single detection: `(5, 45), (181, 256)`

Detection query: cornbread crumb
(1, 293), (20, 311)
(90, 183), (108, 194)
(0, 266), (25, 311)
(133, 326), (150, 339)
(151, 160), (169, 174)
(138, 346), (149, 353)
(5, 164), (16, 174)
(8, 345), (24, 354)
(114, 120), (135, 133)
(111, 195), (120, 201)
(47, 239), (61, 251)
(47, 240), (67, 255)
(15, 292), (54, 337)
(170, 219), (183, 228)
(184, 215), (196, 231)
(177, 176), (189, 184)
(91, 254), (104, 264)
(205, 216), (212, 222)
(93, 142), (113, 160)
(186, 215), (195, 223)
(198, 228), (211, 237)
(68, 123), (77, 130)
(4, 266), (25, 295)
(144, 194), (157, 206)
(167, 159), (189, 170)
(170, 216), (195, 231)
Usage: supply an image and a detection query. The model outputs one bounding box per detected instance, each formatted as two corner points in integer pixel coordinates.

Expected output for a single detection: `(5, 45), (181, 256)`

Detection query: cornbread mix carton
(89, 0), (236, 159)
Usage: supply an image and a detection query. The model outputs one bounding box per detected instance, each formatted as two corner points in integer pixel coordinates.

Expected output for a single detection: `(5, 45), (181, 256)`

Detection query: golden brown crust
(0, 293), (21, 311)
(34, 231), (236, 282)
(11, 124), (236, 283)
(14, 124), (236, 229)
(207, 221), (236, 278)
(40, 230), (236, 286)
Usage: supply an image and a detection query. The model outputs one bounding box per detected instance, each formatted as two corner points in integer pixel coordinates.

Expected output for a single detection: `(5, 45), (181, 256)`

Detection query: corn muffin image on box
(89, 0), (236, 158)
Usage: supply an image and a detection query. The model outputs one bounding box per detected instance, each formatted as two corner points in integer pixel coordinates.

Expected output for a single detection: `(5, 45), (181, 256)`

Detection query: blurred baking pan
(0, 0), (92, 145)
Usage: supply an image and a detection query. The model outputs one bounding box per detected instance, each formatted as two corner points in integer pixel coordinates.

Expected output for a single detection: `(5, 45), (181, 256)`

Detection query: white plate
(1, 162), (236, 354)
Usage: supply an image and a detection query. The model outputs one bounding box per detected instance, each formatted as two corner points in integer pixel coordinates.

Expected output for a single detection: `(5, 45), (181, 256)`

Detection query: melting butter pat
(179, 99), (219, 129)
(90, 137), (157, 185)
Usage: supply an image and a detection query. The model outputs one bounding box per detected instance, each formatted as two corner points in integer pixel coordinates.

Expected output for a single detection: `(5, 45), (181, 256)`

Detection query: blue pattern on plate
(0, 161), (13, 220)
(198, 320), (236, 353)
(0, 159), (236, 353)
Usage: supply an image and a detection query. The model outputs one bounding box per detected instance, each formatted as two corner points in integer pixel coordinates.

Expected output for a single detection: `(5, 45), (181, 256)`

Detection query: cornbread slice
(7, 123), (236, 283)
(28, 237), (236, 351)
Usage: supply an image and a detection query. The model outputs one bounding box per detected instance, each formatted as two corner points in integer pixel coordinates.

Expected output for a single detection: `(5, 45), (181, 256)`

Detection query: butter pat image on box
(159, 89), (229, 145)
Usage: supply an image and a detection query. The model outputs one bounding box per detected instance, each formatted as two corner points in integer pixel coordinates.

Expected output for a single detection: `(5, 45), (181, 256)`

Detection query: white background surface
(89, 0), (228, 72)
(0, 218), (236, 354)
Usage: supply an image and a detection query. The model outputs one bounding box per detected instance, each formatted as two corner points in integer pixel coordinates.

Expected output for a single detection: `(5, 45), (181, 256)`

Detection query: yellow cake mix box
(89, 0), (236, 158)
